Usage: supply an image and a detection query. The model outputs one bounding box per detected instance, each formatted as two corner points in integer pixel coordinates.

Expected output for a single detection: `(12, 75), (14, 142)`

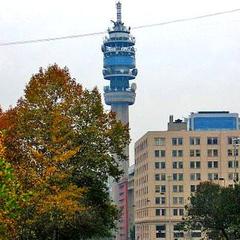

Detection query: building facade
(134, 114), (240, 239)
(128, 165), (135, 240)
(102, 2), (137, 239)
(188, 111), (239, 131)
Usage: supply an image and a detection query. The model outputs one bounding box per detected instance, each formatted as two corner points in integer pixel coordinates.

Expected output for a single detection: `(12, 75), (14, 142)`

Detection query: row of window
(156, 208), (184, 216)
(155, 196), (184, 205)
(155, 160), (239, 169)
(155, 149), (238, 157)
(156, 225), (201, 238)
(154, 136), (239, 146)
(154, 174), (239, 193)
(155, 173), (237, 182)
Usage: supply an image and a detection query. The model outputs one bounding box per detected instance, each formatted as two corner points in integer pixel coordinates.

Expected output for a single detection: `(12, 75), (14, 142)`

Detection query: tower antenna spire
(116, 1), (122, 23)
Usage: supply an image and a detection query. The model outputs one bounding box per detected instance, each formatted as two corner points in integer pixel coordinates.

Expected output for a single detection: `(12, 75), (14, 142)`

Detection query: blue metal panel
(193, 117), (237, 130)
(104, 55), (135, 67)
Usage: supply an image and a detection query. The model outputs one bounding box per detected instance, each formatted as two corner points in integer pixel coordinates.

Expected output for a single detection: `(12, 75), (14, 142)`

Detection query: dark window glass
(156, 225), (166, 238)
(172, 138), (177, 145)
(178, 150), (183, 157)
(155, 150), (159, 157)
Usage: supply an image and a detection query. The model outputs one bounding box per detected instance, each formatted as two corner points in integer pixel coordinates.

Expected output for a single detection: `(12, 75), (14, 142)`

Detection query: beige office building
(134, 127), (240, 239)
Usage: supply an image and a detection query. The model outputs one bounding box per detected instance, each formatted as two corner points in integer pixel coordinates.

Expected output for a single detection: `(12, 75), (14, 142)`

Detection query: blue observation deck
(102, 1), (137, 106)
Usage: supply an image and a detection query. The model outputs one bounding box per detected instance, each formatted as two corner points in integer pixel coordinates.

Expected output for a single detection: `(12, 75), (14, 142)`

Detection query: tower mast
(116, 1), (122, 23)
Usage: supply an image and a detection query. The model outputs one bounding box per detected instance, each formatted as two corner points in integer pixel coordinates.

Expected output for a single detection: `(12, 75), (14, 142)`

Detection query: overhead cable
(0, 8), (239, 47)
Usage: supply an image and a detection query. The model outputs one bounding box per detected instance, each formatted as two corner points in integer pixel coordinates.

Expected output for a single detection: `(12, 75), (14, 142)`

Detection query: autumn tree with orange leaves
(1, 64), (129, 239)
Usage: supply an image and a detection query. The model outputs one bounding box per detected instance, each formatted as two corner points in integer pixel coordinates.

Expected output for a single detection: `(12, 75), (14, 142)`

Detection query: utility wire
(132, 8), (240, 29)
(0, 8), (240, 47)
(0, 31), (106, 46)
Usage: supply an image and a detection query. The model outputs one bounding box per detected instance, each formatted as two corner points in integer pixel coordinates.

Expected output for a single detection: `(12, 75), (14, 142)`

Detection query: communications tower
(102, 1), (137, 174)
(102, 2), (137, 239)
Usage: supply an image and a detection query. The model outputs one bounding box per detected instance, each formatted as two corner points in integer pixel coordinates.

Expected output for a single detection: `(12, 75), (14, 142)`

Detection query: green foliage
(0, 157), (30, 239)
(183, 182), (240, 240)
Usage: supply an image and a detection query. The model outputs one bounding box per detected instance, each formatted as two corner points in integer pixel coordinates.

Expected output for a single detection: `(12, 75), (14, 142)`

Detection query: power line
(0, 31), (106, 46)
(0, 8), (240, 47)
(132, 8), (240, 29)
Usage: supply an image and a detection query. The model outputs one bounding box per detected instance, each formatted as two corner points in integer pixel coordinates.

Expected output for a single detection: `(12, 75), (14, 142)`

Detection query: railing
(104, 36), (135, 44)
(104, 86), (135, 93)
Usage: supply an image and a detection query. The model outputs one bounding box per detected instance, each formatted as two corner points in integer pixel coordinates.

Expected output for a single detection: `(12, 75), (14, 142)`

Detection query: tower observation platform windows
(104, 55), (135, 67)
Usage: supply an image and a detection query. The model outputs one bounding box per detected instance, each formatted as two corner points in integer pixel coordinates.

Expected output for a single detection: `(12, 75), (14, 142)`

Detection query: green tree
(2, 64), (129, 239)
(0, 132), (30, 240)
(183, 182), (240, 240)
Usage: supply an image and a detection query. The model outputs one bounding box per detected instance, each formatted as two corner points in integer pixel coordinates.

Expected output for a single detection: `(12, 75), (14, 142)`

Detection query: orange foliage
(0, 132), (4, 158)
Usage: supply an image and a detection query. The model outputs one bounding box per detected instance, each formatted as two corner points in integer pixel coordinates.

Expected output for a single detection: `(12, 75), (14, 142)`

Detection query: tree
(2, 64), (129, 239)
(0, 132), (30, 240)
(183, 182), (240, 240)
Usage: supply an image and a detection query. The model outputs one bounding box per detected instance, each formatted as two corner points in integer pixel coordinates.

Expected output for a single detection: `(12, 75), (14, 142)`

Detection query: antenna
(116, 1), (122, 22)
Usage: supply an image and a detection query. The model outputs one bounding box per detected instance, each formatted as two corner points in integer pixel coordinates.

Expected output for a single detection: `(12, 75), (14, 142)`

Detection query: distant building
(188, 111), (239, 131)
(168, 115), (187, 131)
(128, 165), (135, 240)
(134, 113), (240, 239)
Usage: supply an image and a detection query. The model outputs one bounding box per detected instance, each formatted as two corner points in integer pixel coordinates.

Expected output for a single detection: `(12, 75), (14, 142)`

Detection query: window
(207, 137), (218, 145)
(228, 173), (239, 181)
(155, 185), (166, 193)
(155, 174), (166, 181)
(155, 162), (166, 169)
(228, 160), (239, 168)
(172, 150), (183, 157)
(173, 197), (184, 205)
(173, 209), (178, 216)
(191, 231), (201, 238)
(190, 149), (201, 157)
(179, 209), (184, 216)
(154, 137), (165, 146)
(173, 173), (183, 181)
(190, 137), (200, 145)
(228, 137), (240, 145)
(155, 150), (165, 158)
(172, 161), (183, 169)
(208, 173), (218, 180)
(228, 149), (239, 156)
(208, 149), (218, 157)
(173, 185), (184, 193)
(155, 137), (165, 146)
(173, 208), (184, 216)
(190, 173), (201, 181)
(172, 138), (183, 145)
(156, 225), (166, 238)
(190, 161), (201, 169)
(155, 197), (166, 205)
(174, 225), (184, 238)
(208, 161), (218, 168)
(156, 208), (166, 216)
(190, 185), (199, 192)
(228, 137), (234, 145)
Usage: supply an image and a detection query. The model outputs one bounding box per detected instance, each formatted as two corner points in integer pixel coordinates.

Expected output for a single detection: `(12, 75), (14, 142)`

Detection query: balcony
(104, 88), (136, 105)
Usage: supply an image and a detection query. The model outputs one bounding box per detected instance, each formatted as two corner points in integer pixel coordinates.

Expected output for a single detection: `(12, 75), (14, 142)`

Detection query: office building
(134, 113), (240, 239)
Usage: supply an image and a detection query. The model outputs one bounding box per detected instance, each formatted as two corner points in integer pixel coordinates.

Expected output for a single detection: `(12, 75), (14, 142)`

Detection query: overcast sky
(1, 0), (240, 164)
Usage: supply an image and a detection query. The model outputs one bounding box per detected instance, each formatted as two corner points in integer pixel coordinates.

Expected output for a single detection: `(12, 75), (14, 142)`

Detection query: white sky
(1, 0), (240, 164)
